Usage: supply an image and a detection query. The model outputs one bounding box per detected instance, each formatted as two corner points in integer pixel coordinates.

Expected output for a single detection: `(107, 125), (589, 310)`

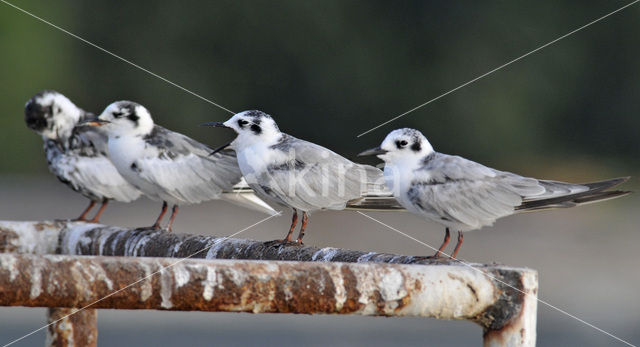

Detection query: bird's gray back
(250, 134), (380, 211)
(131, 125), (243, 204)
(402, 153), (546, 230)
(402, 152), (594, 230)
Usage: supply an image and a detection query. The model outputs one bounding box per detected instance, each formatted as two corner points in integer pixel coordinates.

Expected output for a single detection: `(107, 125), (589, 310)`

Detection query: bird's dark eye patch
(127, 113), (139, 124)
(250, 124), (262, 134)
(411, 140), (421, 152)
(396, 140), (408, 149)
(112, 111), (123, 117)
(237, 119), (249, 128)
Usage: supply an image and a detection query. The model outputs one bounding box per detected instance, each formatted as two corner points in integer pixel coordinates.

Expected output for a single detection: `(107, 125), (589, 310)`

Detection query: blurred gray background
(1, 1), (638, 346)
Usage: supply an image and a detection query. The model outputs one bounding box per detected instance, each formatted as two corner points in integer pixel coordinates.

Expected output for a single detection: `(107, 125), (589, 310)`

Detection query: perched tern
(203, 110), (384, 243)
(86, 101), (276, 231)
(24, 90), (141, 222)
(359, 128), (631, 258)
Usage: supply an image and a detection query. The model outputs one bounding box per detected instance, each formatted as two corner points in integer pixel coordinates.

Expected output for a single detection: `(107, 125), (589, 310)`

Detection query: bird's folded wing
(57, 128), (141, 202)
(261, 136), (377, 210)
(54, 154), (142, 202)
(408, 179), (523, 229)
(134, 126), (243, 204)
(135, 150), (242, 205)
(408, 153), (545, 228)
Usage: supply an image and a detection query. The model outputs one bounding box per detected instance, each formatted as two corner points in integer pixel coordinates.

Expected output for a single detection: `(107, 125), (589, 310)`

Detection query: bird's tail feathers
(220, 187), (279, 215)
(357, 164), (389, 195)
(516, 176), (631, 212)
(581, 176), (630, 192)
(345, 193), (405, 211)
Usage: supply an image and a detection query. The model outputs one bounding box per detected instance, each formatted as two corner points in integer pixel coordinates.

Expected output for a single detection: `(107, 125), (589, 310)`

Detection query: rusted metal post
(46, 308), (97, 347)
(483, 270), (537, 346)
(0, 221), (538, 346)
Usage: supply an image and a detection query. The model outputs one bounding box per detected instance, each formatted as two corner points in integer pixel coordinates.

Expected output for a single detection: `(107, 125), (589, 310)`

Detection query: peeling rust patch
(394, 295), (412, 313)
(47, 307), (97, 347)
(476, 269), (525, 331)
(338, 266), (363, 313)
(35, 221), (62, 232)
(466, 284), (479, 302)
(447, 273), (479, 303)
(0, 227), (18, 253)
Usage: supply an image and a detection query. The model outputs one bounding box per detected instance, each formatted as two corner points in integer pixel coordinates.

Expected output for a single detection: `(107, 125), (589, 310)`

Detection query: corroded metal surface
(46, 308), (97, 347)
(0, 221), (538, 346)
(0, 220), (64, 254)
(0, 253), (504, 319)
(483, 270), (537, 346)
(0, 220), (473, 265)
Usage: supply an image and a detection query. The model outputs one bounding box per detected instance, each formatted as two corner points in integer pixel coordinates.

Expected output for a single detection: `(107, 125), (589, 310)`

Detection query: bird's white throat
(231, 128), (282, 152)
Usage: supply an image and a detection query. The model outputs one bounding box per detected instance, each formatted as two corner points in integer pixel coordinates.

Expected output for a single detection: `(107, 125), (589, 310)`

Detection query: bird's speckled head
(364, 128), (434, 164)
(96, 101), (154, 137)
(24, 90), (83, 140)
(222, 110), (281, 148)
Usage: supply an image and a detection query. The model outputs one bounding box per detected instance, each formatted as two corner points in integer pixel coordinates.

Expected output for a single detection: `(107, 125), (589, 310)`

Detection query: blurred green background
(0, 1), (638, 179)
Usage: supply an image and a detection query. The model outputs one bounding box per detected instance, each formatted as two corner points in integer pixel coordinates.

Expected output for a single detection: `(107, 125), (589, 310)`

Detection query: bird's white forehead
(235, 110), (272, 121)
(236, 110), (252, 118)
(104, 101), (149, 116)
(226, 110), (277, 129)
(383, 128), (424, 144)
(35, 92), (74, 110)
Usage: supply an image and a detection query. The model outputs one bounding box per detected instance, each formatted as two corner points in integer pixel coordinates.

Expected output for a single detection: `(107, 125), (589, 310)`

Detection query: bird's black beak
(358, 146), (388, 157)
(79, 118), (110, 127)
(209, 140), (232, 156)
(202, 121), (233, 156)
(200, 121), (229, 128)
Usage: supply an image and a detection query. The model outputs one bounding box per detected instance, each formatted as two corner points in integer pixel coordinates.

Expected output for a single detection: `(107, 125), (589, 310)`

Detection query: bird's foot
(138, 224), (164, 231)
(411, 255), (454, 264)
(282, 239), (303, 247)
(264, 239), (299, 247)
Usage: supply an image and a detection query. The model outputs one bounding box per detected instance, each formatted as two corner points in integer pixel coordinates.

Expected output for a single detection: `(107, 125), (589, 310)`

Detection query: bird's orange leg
(74, 200), (96, 221)
(451, 231), (464, 259)
(296, 212), (309, 243)
(433, 228), (451, 258)
(283, 210), (298, 242)
(88, 199), (109, 223)
(166, 205), (179, 232)
(152, 201), (168, 229)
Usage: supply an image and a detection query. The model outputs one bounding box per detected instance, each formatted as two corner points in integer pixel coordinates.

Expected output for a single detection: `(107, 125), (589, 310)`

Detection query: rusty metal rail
(0, 221), (538, 346)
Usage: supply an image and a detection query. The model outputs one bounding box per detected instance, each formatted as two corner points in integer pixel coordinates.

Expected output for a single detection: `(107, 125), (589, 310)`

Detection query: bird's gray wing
(407, 153), (546, 230)
(259, 134), (378, 211)
(48, 124), (141, 202)
(134, 126), (243, 204)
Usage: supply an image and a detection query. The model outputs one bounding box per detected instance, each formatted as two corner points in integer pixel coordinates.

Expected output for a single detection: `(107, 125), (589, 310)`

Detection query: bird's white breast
(235, 143), (286, 181)
(107, 136), (157, 195)
(383, 159), (431, 215)
(384, 160), (423, 195)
